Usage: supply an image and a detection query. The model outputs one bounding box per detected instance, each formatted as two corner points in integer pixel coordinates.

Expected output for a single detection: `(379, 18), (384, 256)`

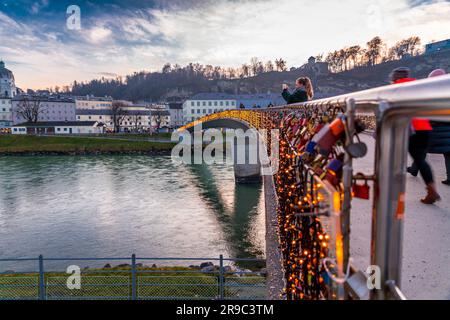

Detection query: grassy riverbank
(0, 135), (176, 155)
(0, 266), (266, 300)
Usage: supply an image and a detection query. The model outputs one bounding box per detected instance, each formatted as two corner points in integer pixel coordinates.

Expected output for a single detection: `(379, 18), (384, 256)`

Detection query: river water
(0, 156), (265, 270)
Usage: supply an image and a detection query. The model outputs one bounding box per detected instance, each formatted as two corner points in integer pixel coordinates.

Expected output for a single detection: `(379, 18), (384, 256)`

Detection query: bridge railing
(179, 75), (450, 300)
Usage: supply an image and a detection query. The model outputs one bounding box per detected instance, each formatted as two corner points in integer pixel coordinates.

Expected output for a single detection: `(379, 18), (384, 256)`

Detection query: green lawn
(0, 266), (266, 300)
(0, 135), (176, 154)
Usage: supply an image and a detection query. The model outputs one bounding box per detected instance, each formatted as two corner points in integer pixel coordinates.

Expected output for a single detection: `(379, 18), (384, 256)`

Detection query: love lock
(345, 134), (368, 158)
(352, 173), (370, 200)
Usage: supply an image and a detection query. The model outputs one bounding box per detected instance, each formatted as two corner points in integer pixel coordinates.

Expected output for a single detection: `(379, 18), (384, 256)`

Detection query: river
(0, 156), (265, 270)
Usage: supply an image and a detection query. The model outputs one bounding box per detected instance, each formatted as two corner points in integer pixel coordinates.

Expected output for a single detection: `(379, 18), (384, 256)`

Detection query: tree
(162, 63), (172, 74)
(275, 58), (287, 72)
(250, 57), (261, 76)
(366, 36), (383, 66)
(111, 101), (128, 133)
(347, 45), (362, 69)
(241, 64), (250, 78)
(15, 97), (45, 123)
(265, 60), (274, 72)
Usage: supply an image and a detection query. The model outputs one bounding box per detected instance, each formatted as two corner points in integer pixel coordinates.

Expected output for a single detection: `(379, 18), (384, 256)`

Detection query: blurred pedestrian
(390, 67), (441, 204)
(408, 69), (450, 186)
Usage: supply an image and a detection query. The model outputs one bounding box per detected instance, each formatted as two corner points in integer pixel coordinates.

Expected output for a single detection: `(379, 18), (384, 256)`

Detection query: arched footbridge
(178, 75), (450, 300)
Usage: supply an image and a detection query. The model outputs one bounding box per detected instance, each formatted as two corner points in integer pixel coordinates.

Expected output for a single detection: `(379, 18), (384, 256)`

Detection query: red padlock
(352, 178), (370, 200)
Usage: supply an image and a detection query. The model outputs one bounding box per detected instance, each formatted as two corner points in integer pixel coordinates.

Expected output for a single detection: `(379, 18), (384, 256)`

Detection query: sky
(0, 0), (450, 90)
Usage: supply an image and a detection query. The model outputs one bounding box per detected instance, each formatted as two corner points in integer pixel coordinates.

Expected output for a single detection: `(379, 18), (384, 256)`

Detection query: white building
(0, 60), (17, 98)
(75, 96), (113, 110)
(182, 93), (237, 124)
(12, 121), (105, 135)
(12, 95), (76, 125)
(76, 104), (170, 132)
(167, 102), (183, 128)
(0, 97), (12, 129)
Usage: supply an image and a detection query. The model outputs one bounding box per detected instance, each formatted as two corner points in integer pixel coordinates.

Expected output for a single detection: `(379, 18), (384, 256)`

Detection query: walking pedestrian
(390, 67), (441, 204)
(408, 69), (450, 186)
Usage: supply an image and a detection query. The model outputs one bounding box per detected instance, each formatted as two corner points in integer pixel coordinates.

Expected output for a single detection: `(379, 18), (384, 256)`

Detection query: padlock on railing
(312, 116), (346, 156)
(325, 158), (343, 186)
(352, 173), (371, 200)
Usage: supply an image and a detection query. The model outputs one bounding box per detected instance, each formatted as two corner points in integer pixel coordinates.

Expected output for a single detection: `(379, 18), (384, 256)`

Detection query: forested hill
(70, 50), (450, 102)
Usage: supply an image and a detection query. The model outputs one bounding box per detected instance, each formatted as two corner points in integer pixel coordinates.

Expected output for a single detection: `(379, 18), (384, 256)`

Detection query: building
(182, 93), (237, 123)
(182, 92), (286, 124)
(12, 95), (76, 125)
(167, 102), (183, 128)
(12, 121), (105, 135)
(0, 60), (17, 98)
(303, 56), (329, 75)
(149, 109), (171, 130)
(425, 39), (450, 54)
(0, 97), (12, 129)
(76, 104), (170, 132)
(75, 96), (113, 110)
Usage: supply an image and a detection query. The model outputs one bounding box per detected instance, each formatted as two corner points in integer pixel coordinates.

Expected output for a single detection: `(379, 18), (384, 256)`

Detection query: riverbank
(0, 135), (176, 156)
(0, 263), (266, 300)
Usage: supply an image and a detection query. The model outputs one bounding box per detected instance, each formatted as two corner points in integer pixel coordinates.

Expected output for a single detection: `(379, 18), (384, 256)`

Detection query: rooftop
(12, 95), (75, 103)
(13, 121), (101, 127)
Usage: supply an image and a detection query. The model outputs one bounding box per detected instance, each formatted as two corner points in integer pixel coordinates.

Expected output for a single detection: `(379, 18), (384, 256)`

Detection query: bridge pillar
(231, 131), (262, 184)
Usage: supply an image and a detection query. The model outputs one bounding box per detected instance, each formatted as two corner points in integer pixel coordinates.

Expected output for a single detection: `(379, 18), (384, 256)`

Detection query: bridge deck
(351, 134), (450, 300)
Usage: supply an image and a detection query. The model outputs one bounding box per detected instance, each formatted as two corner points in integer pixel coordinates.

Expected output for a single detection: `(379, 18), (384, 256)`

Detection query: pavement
(351, 133), (450, 300)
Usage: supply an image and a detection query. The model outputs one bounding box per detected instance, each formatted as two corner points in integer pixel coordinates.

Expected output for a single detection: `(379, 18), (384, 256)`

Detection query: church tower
(0, 60), (17, 98)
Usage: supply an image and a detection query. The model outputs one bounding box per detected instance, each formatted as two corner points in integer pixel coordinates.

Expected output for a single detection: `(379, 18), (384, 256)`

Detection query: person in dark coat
(282, 77), (314, 104)
(408, 69), (450, 186)
(391, 67), (440, 204)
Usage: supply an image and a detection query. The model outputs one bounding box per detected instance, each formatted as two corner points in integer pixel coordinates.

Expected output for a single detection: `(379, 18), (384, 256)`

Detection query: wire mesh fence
(0, 255), (266, 300)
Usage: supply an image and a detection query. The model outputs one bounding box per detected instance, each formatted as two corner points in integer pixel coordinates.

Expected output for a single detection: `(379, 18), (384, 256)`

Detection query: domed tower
(0, 60), (17, 98)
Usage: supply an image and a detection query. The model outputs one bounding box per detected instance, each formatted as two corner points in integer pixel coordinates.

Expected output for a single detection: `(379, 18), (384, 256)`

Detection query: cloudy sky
(1, 0), (450, 90)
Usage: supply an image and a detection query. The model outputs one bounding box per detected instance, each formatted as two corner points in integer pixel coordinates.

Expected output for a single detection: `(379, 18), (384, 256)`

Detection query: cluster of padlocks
(266, 106), (368, 300)
(179, 107), (369, 299)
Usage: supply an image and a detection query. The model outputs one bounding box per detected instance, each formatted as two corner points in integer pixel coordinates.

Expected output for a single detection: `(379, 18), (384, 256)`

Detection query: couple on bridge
(281, 72), (450, 205)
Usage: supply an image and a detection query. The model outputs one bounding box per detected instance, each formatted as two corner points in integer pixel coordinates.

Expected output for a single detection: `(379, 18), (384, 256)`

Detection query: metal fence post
(131, 254), (137, 300)
(219, 255), (225, 300)
(38, 255), (46, 300)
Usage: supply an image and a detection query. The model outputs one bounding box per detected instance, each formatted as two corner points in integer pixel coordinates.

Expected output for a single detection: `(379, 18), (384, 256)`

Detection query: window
(57, 128), (61, 131)
(214, 102), (218, 106)
(197, 109), (201, 114)
(208, 109), (212, 113)
(197, 102), (201, 106)
(208, 102), (212, 106)
(231, 101), (235, 106)
(220, 101), (223, 106)
(64, 128), (68, 131)
(202, 102), (206, 106)
(191, 102), (195, 106)
(226, 101), (229, 106)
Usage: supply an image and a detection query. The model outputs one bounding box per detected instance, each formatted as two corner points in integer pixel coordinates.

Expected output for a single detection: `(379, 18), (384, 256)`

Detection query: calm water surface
(0, 156), (265, 270)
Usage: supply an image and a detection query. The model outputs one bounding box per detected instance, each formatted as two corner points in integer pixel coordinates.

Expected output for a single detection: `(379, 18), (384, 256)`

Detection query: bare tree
(265, 60), (274, 72)
(241, 64), (250, 78)
(365, 36), (383, 66)
(111, 101), (128, 133)
(15, 97), (45, 123)
(275, 58), (287, 72)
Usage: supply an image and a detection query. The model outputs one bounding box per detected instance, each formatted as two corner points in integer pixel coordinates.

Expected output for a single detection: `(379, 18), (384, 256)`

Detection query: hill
(71, 50), (450, 102)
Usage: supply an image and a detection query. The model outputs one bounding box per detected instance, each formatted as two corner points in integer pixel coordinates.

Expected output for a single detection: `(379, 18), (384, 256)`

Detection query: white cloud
(1, 0), (450, 89)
